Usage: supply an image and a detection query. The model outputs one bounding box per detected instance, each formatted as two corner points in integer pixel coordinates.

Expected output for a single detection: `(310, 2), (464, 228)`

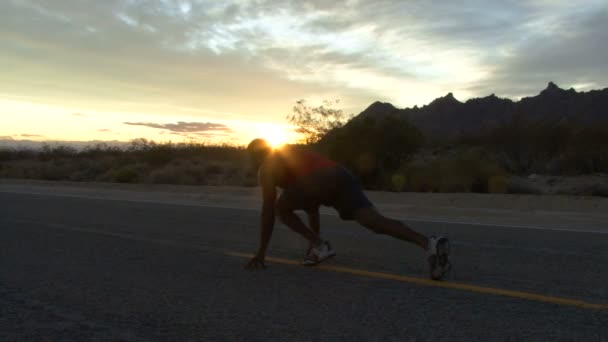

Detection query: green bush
(147, 164), (200, 185)
(506, 177), (543, 195)
(390, 173), (407, 192)
(406, 162), (441, 192)
(111, 166), (143, 183)
(240, 169), (258, 187)
(488, 175), (507, 194)
(473, 162), (508, 193)
(204, 164), (223, 175)
(439, 159), (477, 193)
(404, 156), (507, 193)
(591, 184), (608, 197)
(0, 141), (251, 185)
(37, 161), (70, 181)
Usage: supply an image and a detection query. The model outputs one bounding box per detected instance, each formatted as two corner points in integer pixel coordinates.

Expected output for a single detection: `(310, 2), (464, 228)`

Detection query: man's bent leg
(306, 207), (321, 237)
(304, 207), (321, 254)
(276, 194), (335, 265)
(276, 195), (321, 245)
(353, 207), (428, 250)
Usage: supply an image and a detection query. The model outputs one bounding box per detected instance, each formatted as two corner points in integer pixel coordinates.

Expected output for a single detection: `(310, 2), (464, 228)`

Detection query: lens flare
(254, 123), (290, 148)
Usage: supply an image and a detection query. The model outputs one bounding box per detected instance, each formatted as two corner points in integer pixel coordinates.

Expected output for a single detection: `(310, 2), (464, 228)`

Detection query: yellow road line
(227, 252), (608, 310)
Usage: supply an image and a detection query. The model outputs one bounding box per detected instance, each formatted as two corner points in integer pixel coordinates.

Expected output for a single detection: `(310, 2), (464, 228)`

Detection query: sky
(1, 0), (607, 145)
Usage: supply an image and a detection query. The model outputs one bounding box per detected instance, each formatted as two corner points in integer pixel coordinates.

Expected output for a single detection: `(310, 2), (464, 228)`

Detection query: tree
(319, 115), (424, 184)
(286, 99), (352, 144)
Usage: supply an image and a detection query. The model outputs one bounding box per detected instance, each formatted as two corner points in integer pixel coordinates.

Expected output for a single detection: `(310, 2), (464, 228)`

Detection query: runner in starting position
(244, 138), (451, 280)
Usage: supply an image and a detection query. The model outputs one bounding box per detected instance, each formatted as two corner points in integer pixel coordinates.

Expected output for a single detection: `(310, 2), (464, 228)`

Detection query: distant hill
(351, 82), (608, 138)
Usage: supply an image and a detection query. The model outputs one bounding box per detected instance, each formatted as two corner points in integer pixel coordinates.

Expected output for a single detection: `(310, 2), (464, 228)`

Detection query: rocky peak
(361, 101), (396, 115)
(428, 92), (462, 107)
(540, 81), (565, 96)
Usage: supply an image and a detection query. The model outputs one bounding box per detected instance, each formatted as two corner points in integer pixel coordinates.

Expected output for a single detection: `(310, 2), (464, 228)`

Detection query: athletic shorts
(278, 166), (373, 220)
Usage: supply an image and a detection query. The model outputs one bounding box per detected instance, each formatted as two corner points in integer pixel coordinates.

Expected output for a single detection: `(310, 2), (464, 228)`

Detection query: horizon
(2, 1), (607, 145)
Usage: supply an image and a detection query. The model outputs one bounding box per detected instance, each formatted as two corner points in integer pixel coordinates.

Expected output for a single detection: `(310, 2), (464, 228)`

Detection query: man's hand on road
(244, 254), (266, 270)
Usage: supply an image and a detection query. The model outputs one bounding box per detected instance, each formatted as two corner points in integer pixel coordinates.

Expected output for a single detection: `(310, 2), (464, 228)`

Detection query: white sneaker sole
(301, 250), (336, 266)
(429, 237), (451, 280)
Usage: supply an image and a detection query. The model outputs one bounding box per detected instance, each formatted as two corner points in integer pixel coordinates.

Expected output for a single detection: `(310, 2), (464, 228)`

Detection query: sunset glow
(1, 1), (607, 145)
(260, 127), (290, 148)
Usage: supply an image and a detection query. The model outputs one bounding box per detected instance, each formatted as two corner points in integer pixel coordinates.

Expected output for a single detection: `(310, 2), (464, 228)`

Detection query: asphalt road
(1, 189), (607, 341)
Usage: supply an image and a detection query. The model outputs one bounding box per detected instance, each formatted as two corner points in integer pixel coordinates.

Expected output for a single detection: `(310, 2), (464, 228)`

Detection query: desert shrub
(146, 159), (233, 185)
(488, 175), (508, 194)
(77, 157), (119, 180)
(240, 169), (258, 187)
(0, 159), (74, 180)
(506, 177), (543, 195)
(0, 161), (23, 178)
(147, 164), (198, 185)
(63, 159), (108, 181)
(555, 152), (593, 175)
(406, 162), (441, 192)
(390, 173), (407, 192)
(591, 184), (608, 197)
(14, 160), (41, 178)
(98, 164), (148, 183)
(125, 139), (171, 166)
(80, 143), (123, 159)
(141, 144), (175, 166)
(181, 163), (207, 184)
(38, 145), (77, 161)
(204, 164), (223, 175)
(403, 155), (507, 193)
(36, 159), (78, 180)
(0, 150), (12, 162)
(208, 165), (247, 186)
(148, 167), (178, 184)
(113, 167), (139, 183)
(438, 158), (478, 193)
(0, 140), (251, 186)
(472, 162), (508, 193)
(466, 118), (608, 176)
(568, 126), (608, 174)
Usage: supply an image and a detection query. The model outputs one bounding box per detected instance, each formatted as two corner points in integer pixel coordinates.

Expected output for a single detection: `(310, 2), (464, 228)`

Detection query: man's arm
(257, 168), (277, 258)
(245, 164), (276, 269)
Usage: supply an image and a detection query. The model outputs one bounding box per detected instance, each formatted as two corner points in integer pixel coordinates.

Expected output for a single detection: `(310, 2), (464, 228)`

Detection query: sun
(255, 123), (290, 148)
(265, 130), (288, 148)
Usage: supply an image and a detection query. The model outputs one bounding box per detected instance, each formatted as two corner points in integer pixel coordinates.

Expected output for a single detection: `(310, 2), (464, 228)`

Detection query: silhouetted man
(244, 138), (451, 280)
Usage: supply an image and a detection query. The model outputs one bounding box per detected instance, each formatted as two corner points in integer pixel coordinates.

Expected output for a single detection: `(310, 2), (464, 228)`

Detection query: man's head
(247, 138), (272, 168)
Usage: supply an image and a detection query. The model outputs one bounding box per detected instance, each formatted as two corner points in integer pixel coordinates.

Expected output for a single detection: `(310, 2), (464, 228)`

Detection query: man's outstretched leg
(353, 207), (428, 248)
(353, 207), (451, 280)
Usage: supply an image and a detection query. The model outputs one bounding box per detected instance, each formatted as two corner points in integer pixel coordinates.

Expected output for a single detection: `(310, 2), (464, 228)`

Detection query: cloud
(97, 128), (121, 135)
(0, 136), (15, 140)
(20, 134), (43, 138)
(193, 132), (229, 136)
(167, 132), (212, 140)
(123, 121), (232, 134)
(72, 113), (86, 117)
(0, 0), (607, 114)
(465, 8), (608, 98)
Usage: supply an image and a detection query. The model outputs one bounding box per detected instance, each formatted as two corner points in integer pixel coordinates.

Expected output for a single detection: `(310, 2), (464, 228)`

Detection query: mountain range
(352, 82), (608, 138)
